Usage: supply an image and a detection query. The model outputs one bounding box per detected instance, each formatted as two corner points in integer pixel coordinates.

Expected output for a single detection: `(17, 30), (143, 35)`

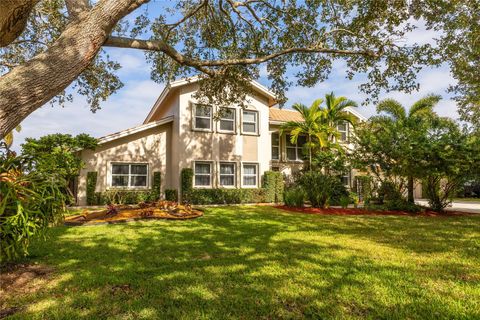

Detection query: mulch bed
(65, 206), (204, 226)
(274, 205), (477, 217)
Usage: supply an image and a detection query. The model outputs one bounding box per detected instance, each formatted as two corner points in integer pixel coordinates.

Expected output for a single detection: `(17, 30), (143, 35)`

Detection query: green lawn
(4, 206), (480, 319)
(454, 198), (480, 203)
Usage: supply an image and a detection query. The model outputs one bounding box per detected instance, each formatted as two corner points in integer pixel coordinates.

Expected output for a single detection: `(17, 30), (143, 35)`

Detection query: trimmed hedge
(165, 189), (178, 202)
(181, 168), (194, 202)
(86, 172), (97, 205)
(151, 171), (161, 201)
(263, 171), (284, 203)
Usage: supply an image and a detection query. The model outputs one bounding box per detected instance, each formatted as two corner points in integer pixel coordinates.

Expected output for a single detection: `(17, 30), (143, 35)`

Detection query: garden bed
(275, 205), (477, 217)
(65, 201), (203, 225)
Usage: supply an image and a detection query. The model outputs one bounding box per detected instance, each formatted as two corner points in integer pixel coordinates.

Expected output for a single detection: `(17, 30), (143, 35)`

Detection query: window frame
(218, 162), (237, 188)
(271, 132), (280, 161)
(285, 134), (306, 161)
(241, 162), (259, 188)
(337, 122), (349, 142)
(241, 109), (259, 135)
(193, 161), (214, 188)
(109, 162), (149, 189)
(192, 103), (213, 132)
(218, 107), (237, 134)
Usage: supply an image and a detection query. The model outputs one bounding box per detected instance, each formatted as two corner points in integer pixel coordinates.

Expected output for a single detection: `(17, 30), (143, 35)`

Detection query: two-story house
(76, 77), (366, 205)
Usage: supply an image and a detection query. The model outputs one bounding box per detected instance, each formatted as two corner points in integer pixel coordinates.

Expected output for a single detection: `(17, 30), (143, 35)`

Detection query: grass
(453, 198), (480, 203)
(4, 206), (480, 319)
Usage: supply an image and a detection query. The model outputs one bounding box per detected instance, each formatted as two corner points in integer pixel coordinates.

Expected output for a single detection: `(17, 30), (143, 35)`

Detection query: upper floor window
(242, 110), (258, 134)
(194, 161), (212, 187)
(242, 163), (258, 187)
(286, 134), (307, 161)
(219, 108), (236, 133)
(272, 132), (280, 160)
(193, 104), (212, 130)
(337, 122), (348, 142)
(111, 163), (148, 188)
(219, 162), (236, 187)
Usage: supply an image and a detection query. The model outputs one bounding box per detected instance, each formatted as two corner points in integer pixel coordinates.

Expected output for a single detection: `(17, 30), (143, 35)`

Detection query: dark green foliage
(90, 189), (155, 205)
(86, 172), (98, 206)
(284, 187), (305, 207)
(298, 172), (348, 208)
(262, 171), (284, 203)
(188, 188), (267, 205)
(339, 196), (350, 208)
(354, 176), (374, 203)
(181, 168), (194, 202)
(378, 181), (403, 204)
(165, 189), (178, 202)
(1, 151), (67, 262)
(151, 171), (161, 201)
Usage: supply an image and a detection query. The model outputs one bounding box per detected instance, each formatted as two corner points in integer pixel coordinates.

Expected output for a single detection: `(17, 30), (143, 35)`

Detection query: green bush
(97, 189), (154, 205)
(151, 171), (161, 201)
(339, 195), (350, 208)
(181, 168), (194, 202)
(188, 188), (267, 205)
(354, 175), (374, 203)
(86, 171), (97, 205)
(378, 181), (402, 203)
(284, 187), (305, 207)
(349, 192), (359, 208)
(263, 171), (284, 203)
(165, 189), (178, 202)
(298, 172), (348, 208)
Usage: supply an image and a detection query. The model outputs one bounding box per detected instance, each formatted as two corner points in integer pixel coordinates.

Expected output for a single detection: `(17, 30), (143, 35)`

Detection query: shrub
(298, 172), (347, 208)
(86, 171), (97, 205)
(354, 175), (374, 203)
(165, 189), (178, 202)
(181, 168), (194, 202)
(339, 195), (350, 208)
(284, 187), (305, 207)
(349, 192), (359, 208)
(1, 153), (67, 262)
(263, 171), (284, 203)
(151, 171), (161, 201)
(188, 188), (267, 205)
(378, 181), (402, 203)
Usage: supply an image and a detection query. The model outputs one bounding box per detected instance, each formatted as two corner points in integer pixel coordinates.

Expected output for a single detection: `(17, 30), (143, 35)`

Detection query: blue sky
(10, 15), (458, 152)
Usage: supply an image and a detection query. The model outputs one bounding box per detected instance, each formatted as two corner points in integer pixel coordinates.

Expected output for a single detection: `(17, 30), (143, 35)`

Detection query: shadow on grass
(8, 206), (480, 319)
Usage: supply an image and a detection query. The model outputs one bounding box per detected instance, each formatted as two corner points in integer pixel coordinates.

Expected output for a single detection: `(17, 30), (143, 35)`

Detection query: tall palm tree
(322, 92), (358, 141)
(370, 94), (441, 203)
(280, 99), (326, 170)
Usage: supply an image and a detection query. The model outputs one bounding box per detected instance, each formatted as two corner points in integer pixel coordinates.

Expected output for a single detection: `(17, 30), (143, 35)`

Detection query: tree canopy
(0, 0), (478, 137)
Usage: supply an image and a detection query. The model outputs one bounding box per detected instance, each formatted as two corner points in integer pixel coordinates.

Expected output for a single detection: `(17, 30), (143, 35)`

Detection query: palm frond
(376, 99), (406, 120)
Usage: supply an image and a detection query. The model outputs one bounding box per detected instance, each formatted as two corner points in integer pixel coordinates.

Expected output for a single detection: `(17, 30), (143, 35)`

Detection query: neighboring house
(76, 77), (367, 205)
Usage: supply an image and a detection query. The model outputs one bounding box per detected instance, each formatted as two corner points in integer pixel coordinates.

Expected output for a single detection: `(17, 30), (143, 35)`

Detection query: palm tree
(370, 94), (441, 203)
(280, 99), (326, 170)
(322, 92), (358, 141)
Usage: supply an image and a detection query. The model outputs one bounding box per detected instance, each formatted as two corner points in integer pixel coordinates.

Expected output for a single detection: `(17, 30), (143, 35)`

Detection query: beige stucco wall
(167, 83), (272, 191)
(77, 123), (171, 205)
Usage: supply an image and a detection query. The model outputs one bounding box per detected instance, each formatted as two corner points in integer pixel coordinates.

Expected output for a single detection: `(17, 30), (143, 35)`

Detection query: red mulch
(274, 205), (477, 217)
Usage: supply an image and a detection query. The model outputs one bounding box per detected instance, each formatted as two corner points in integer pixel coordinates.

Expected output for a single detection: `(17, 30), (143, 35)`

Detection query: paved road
(416, 199), (480, 213)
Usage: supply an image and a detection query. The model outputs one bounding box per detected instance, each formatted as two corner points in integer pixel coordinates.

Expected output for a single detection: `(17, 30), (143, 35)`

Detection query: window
(271, 132), (280, 160)
(242, 110), (258, 134)
(337, 122), (348, 142)
(111, 163), (148, 188)
(219, 162), (236, 187)
(219, 108), (236, 133)
(194, 162), (212, 187)
(341, 174), (350, 187)
(193, 104), (212, 130)
(286, 134), (307, 161)
(242, 163), (258, 187)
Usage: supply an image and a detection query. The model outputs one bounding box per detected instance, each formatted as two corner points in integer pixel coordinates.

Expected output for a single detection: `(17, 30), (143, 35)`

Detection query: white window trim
(241, 162), (259, 188)
(337, 122), (349, 143)
(193, 161), (214, 188)
(217, 107), (237, 134)
(218, 161), (237, 188)
(192, 103), (213, 132)
(108, 162), (149, 189)
(271, 132), (280, 161)
(285, 134), (305, 162)
(241, 109), (259, 135)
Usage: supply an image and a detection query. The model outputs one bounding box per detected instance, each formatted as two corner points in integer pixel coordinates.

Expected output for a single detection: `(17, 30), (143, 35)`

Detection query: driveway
(416, 199), (480, 213)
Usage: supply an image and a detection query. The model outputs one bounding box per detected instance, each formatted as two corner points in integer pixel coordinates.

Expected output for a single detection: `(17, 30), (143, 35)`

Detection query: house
(76, 77), (367, 205)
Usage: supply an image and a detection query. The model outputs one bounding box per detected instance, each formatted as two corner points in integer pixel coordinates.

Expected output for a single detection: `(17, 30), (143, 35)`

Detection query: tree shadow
(7, 206), (480, 319)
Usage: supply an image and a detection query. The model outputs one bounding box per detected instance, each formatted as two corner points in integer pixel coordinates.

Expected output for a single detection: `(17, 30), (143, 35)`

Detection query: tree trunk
(407, 175), (414, 203)
(0, 0), (39, 47)
(0, 0), (143, 138)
